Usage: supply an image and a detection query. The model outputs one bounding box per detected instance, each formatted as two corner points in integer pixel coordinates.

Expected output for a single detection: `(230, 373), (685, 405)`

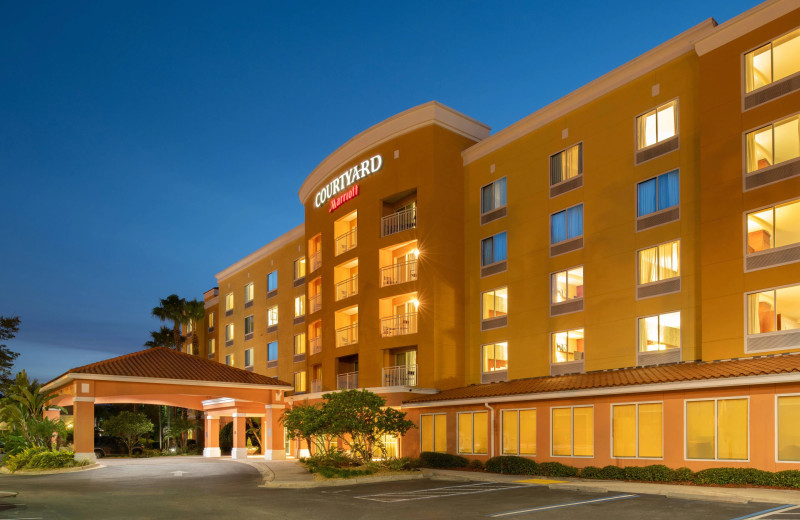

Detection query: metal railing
(380, 312), (418, 337)
(335, 227), (357, 255)
(309, 250), (322, 272)
(336, 323), (358, 347)
(381, 207), (416, 237)
(310, 336), (322, 355)
(383, 364), (418, 386)
(310, 379), (322, 393)
(335, 275), (358, 301)
(309, 293), (322, 314)
(337, 371), (359, 390)
(380, 259), (417, 287)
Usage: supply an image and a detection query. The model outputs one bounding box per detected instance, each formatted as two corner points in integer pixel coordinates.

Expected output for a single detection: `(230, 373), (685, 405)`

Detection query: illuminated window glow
(639, 241), (680, 284)
(552, 406), (593, 457)
(551, 267), (583, 303)
(637, 100), (677, 149)
(686, 398), (748, 460)
(482, 287), (508, 319)
(550, 143), (582, 186)
(747, 285), (800, 335)
(552, 329), (584, 363)
(482, 342), (508, 373)
(481, 178), (507, 214)
(746, 115), (800, 173)
(420, 414), (447, 453)
(745, 28), (800, 93)
(501, 409), (536, 456)
(612, 403), (663, 458)
(267, 306), (279, 327)
(638, 312), (680, 352)
(457, 411), (488, 455)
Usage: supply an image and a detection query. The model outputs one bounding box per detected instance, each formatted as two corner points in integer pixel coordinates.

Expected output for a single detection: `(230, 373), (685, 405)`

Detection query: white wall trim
(695, 0), (797, 56)
(232, 413), (266, 418)
(286, 386), (439, 403)
(72, 397), (95, 403)
(42, 373), (293, 393)
(202, 397), (236, 406)
(215, 224), (305, 281)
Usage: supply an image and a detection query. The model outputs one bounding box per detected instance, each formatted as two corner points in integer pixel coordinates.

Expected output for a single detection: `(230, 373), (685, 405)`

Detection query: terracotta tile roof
(47, 347), (291, 387)
(404, 353), (800, 405)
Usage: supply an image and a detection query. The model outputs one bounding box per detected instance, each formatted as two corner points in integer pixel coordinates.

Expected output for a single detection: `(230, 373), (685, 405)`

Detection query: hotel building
(187, 0), (800, 471)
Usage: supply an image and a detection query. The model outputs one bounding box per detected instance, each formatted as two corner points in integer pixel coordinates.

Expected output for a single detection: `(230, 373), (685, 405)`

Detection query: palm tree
(184, 299), (205, 355)
(144, 326), (178, 349)
(0, 370), (65, 446)
(152, 294), (187, 351)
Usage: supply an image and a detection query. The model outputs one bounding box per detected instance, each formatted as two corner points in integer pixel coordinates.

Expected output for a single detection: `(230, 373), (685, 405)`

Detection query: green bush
(219, 422), (233, 454)
(418, 452), (469, 468)
(579, 466), (602, 479)
(316, 466), (375, 479)
(622, 465), (675, 482)
(485, 456), (537, 475)
(468, 459), (484, 470)
(537, 461), (579, 477)
(693, 468), (777, 487)
(674, 467), (694, 482)
(303, 451), (360, 473)
(4, 447), (86, 472)
(381, 457), (418, 471)
(775, 470), (800, 489)
(598, 465), (625, 480)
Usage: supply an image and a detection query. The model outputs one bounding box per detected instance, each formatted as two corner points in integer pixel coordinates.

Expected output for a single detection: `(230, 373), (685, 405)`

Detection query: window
(294, 371), (307, 393)
(638, 312), (680, 352)
(294, 296), (305, 317)
(481, 232), (507, 266)
(637, 100), (677, 149)
(225, 323), (234, 342)
(501, 409), (536, 456)
(420, 414), (447, 453)
(637, 170), (679, 217)
(225, 293), (234, 312)
(268, 341), (278, 361)
(551, 267), (584, 303)
(747, 200), (800, 253)
(481, 178), (507, 213)
(777, 395), (800, 462)
(746, 115), (800, 173)
(550, 143), (583, 186)
(268, 271), (278, 292)
(294, 333), (306, 356)
(551, 406), (593, 457)
(208, 312), (215, 329)
(457, 411), (488, 455)
(686, 398), (748, 460)
(747, 285), (800, 335)
(638, 241), (680, 284)
(745, 28), (800, 93)
(267, 306), (279, 327)
(225, 354), (233, 366)
(612, 403), (663, 458)
(208, 338), (215, 355)
(244, 283), (254, 303)
(482, 287), (508, 319)
(185, 343), (193, 355)
(185, 320), (194, 334)
(552, 329), (584, 363)
(550, 205), (583, 244)
(244, 315), (254, 336)
(482, 342), (508, 373)
(244, 348), (253, 368)
(294, 258), (306, 280)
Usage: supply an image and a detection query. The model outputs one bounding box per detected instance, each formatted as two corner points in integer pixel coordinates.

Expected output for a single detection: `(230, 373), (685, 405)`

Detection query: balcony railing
(335, 275), (358, 301)
(381, 207), (416, 237)
(335, 227), (357, 256)
(310, 379), (322, 394)
(336, 323), (358, 347)
(380, 259), (417, 287)
(309, 293), (322, 314)
(310, 336), (322, 355)
(383, 364), (418, 387)
(309, 250), (322, 272)
(380, 312), (418, 337)
(337, 371), (359, 390)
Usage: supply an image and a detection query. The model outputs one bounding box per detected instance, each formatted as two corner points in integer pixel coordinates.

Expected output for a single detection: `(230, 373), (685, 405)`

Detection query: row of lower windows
(422, 395), (800, 462)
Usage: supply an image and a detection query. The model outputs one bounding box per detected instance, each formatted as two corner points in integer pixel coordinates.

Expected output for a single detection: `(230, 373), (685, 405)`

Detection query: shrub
(693, 468), (776, 487)
(674, 467), (694, 482)
(580, 466), (602, 479)
(537, 461), (579, 477)
(303, 451), (360, 473)
(775, 471), (800, 489)
(623, 465), (675, 482)
(381, 457), (418, 471)
(4, 447), (47, 472)
(315, 466), (375, 479)
(418, 452), (469, 468)
(219, 422), (233, 453)
(485, 456), (537, 475)
(4, 447), (86, 472)
(598, 465), (625, 480)
(468, 459), (484, 470)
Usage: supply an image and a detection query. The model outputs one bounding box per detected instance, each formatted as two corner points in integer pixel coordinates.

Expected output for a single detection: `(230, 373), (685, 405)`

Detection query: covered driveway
(41, 347), (293, 462)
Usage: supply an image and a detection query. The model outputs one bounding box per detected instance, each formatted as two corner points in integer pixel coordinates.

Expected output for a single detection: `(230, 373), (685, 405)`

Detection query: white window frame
(480, 176), (508, 215)
(550, 328), (585, 365)
(609, 401), (664, 460)
(481, 286), (508, 322)
(549, 142), (584, 188)
(244, 282), (254, 303)
(742, 27), (800, 97)
(499, 407), (537, 456)
(419, 413), (447, 454)
(225, 354), (233, 366)
(294, 257), (306, 280)
(225, 292), (234, 312)
(294, 333), (306, 356)
(744, 282), (800, 352)
(775, 393), (800, 463)
(208, 338), (215, 354)
(244, 348), (254, 368)
(225, 323), (234, 342)
(636, 311), (681, 354)
(549, 203), (583, 246)
(457, 411), (489, 455)
(550, 405), (594, 458)
(635, 98), (679, 151)
(267, 306), (279, 327)
(244, 315), (254, 336)
(684, 396), (750, 462)
(550, 266), (584, 305)
(267, 340), (278, 362)
(744, 196), (800, 267)
(481, 231), (508, 267)
(636, 240), (681, 287)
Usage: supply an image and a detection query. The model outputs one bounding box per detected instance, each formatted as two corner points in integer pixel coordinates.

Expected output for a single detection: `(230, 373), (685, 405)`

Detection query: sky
(0, 0), (759, 382)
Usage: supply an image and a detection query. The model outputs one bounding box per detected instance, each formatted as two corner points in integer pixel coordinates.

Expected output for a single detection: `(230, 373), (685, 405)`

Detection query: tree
(281, 402), (324, 455)
(0, 370), (66, 450)
(184, 299), (205, 355)
(164, 415), (195, 449)
(151, 294), (187, 351)
(0, 316), (21, 392)
(144, 326), (178, 349)
(102, 411), (153, 456)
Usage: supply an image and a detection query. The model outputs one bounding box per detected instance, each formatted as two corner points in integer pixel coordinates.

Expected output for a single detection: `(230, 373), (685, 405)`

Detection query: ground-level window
(551, 406), (593, 457)
(778, 395), (800, 462)
(458, 411), (488, 455)
(612, 403), (663, 458)
(686, 398), (748, 460)
(420, 414), (447, 453)
(501, 409), (536, 456)
(372, 433), (399, 459)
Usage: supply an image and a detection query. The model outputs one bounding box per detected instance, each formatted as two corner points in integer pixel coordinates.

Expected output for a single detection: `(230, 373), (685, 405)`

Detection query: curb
(0, 463), (104, 476)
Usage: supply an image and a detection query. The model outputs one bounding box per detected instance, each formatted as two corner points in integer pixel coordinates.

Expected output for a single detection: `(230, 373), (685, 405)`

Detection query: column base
(297, 448), (310, 459)
(262, 449), (286, 460)
(231, 447), (249, 459)
(74, 452), (97, 464)
(203, 447), (222, 458)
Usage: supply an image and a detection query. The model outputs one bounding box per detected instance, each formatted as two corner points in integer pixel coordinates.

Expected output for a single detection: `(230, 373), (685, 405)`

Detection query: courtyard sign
(314, 154), (383, 211)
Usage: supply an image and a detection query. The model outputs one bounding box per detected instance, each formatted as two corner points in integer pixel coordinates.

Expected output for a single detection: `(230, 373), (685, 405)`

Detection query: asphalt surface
(0, 457), (789, 520)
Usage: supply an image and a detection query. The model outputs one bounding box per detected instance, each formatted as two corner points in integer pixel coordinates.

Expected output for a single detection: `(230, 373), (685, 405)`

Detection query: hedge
(418, 452), (469, 468)
(4, 447), (87, 472)
(485, 456), (537, 475)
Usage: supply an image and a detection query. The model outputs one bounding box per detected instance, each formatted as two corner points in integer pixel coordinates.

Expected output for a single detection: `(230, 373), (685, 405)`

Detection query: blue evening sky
(0, 0), (757, 381)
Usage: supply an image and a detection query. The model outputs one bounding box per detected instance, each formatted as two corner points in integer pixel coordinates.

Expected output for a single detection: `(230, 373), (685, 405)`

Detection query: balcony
(380, 312), (418, 337)
(336, 323), (358, 347)
(380, 260), (417, 287)
(310, 336), (322, 355)
(309, 250), (322, 272)
(335, 227), (357, 256)
(337, 371), (359, 390)
(335, 275), (358, 301)
(310, 379), (322, 393)
(381, 207), (416, 237)
(383, 364), (417, 386)
(309, 293), (322, 314)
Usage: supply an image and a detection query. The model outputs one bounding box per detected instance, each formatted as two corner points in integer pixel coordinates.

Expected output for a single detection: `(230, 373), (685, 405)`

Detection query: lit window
(638, 312), (680, 352)
(185, 343), (193, 355)
(612, 403), (663, 458)
(686, 398), (748, 460)
(294, 258), (306, 280)
(294, 371), (307, 393)
(637, 170), (679, 217)
(225, 323), (234, 342)
(420, 414), (447, 453)
(482, 287), (508, 320)
(225, 354), (233, 366)
(551, 406), (593, 457)
(501, 409), (536, 456)
(268, 306), (279, 327)
(550, 204), (583, 244)
(457, 411), (488, 455)
(638, 241), (680, 284)
(551, 267), (584, 303)
(208, 338), (215, 354)
(637, 100), (677, 149)
(185, 320), (193, 334)
(777, 395), (800, 462)
(481, 232), (507, 266)
(294, 333), (306, 356)
(225, 293), (234, 312)
(552, 329), (584, 363)
(482, 342), (508, 373)
(747, 200), (800, 253)
(747, 285), (800, 336)
(268, 271), (278, 292)
(294, 296), (305, 317)
(244, 283), (254, 303)
(208, 312), (215, 329)
(244, 315), (254, 336)
(745, 28), (800, 93)
(244, 348), (253, 368)
(746, 115), (800, 173)
(550, 143), (583, 186)
(268, 341), (278, 361)
(481, 178), (507, 214)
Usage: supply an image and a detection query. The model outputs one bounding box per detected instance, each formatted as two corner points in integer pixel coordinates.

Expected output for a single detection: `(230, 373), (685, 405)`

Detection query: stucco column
(263, 405), (286, 460)
(231, 414), (248, 459)
(203, 415), (221, 457)
(73, 398), (96, 463)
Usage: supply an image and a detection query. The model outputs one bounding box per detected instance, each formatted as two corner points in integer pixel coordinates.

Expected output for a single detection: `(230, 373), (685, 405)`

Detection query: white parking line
(355, 482), (533, 502)
(730, 505), (800, 520)
(489, 494), (639, 517)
